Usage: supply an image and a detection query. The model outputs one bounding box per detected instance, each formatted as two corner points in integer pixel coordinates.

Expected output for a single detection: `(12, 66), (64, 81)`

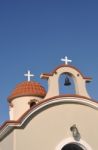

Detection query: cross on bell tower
(61, 56), (72, 65)
(24, 70), (34, 82)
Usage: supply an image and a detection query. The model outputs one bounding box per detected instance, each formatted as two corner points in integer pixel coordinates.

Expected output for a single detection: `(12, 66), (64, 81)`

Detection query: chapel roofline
(40, 64), (92, 82)
(0, 94), (98, 141)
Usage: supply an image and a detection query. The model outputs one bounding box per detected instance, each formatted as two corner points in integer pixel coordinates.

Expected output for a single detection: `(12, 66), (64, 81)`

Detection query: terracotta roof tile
(8, 81), (46, 102)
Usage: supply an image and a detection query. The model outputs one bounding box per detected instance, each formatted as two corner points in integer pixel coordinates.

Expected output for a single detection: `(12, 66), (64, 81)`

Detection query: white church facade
(0, 56), (98, 150)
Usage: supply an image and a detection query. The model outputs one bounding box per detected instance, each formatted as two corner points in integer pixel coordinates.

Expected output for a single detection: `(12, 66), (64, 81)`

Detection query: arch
(57, 70), (83, 96)
(28, 99), (38, 108)
(55, 137), (92, 150)
(42, 65), (90, 99)
(59, 73), (75, 94)
(61, 143), (84, 150)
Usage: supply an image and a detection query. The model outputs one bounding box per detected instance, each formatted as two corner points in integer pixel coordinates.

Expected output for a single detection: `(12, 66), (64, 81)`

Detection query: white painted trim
(9, 106), (14, 120)
(55, 137), (92, 150)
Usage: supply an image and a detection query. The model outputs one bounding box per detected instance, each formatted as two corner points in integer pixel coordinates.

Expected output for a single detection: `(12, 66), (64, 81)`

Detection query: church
(0, 56), (98, 150)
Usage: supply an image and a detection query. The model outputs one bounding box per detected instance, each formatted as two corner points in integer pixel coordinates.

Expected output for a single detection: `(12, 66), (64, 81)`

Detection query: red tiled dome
(8, 81), (46, 102)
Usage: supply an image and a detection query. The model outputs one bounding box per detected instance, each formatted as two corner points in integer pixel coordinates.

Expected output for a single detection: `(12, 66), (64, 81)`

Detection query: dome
(8, 81), (46, 102)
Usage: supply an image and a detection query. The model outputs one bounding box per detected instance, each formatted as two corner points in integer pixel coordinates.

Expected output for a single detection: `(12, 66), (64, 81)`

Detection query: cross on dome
(61, 56), (72, 65)
(24, 70), (34, 82)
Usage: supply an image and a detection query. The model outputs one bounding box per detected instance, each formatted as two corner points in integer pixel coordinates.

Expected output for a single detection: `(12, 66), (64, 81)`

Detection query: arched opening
(28, 99), (38, 108)
(61, 143), (84, 150)
(59, 73), (75, 95)
(30, 101), (36, 108)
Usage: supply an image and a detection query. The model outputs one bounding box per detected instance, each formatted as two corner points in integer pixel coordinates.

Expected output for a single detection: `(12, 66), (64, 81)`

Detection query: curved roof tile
(8, 81), (46, 102)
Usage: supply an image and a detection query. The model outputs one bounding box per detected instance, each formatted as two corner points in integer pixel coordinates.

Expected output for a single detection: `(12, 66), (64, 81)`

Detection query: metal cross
(61, 56), (72, 65)
(24, 70), (34, 82)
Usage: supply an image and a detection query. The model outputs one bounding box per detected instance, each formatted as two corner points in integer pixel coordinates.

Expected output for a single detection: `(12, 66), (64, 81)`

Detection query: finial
(61, 56), (72, 65)
(24, 70), (34, 82)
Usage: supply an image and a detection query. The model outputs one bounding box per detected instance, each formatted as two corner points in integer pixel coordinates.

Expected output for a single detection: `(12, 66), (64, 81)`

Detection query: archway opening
(28, 99), (37, 108)
(59, 73), (75, 95)
(30, 101), (36, 108)
(61, 143), (84, 150)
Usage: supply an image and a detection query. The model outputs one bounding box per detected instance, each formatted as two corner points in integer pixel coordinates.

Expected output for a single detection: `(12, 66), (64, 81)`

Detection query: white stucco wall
(0, 131), (14, 150)
(10, 96), (42, 120)
(13, 101), (98, 150)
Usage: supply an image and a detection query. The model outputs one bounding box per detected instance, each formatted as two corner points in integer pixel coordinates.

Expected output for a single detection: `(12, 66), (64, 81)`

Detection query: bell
(64, 76), (71, 86)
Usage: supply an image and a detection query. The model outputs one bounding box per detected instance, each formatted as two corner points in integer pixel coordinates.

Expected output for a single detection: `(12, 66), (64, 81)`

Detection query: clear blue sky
(0, 0), (98, 124)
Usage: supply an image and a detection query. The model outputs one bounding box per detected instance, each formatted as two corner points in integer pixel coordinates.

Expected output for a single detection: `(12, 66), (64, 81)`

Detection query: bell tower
(41, 56), (92, 99)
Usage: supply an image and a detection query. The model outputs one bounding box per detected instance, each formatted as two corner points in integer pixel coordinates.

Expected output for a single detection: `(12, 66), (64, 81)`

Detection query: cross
(24, 70), (34, 82)
(61, 56), (72, 65)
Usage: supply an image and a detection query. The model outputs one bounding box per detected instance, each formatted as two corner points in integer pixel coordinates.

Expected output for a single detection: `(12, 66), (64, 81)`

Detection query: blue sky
(0, 0), (98, 124)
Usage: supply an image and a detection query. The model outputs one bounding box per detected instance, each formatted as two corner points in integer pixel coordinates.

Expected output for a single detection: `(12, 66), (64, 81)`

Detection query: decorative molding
(0, 95), (98, 140)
